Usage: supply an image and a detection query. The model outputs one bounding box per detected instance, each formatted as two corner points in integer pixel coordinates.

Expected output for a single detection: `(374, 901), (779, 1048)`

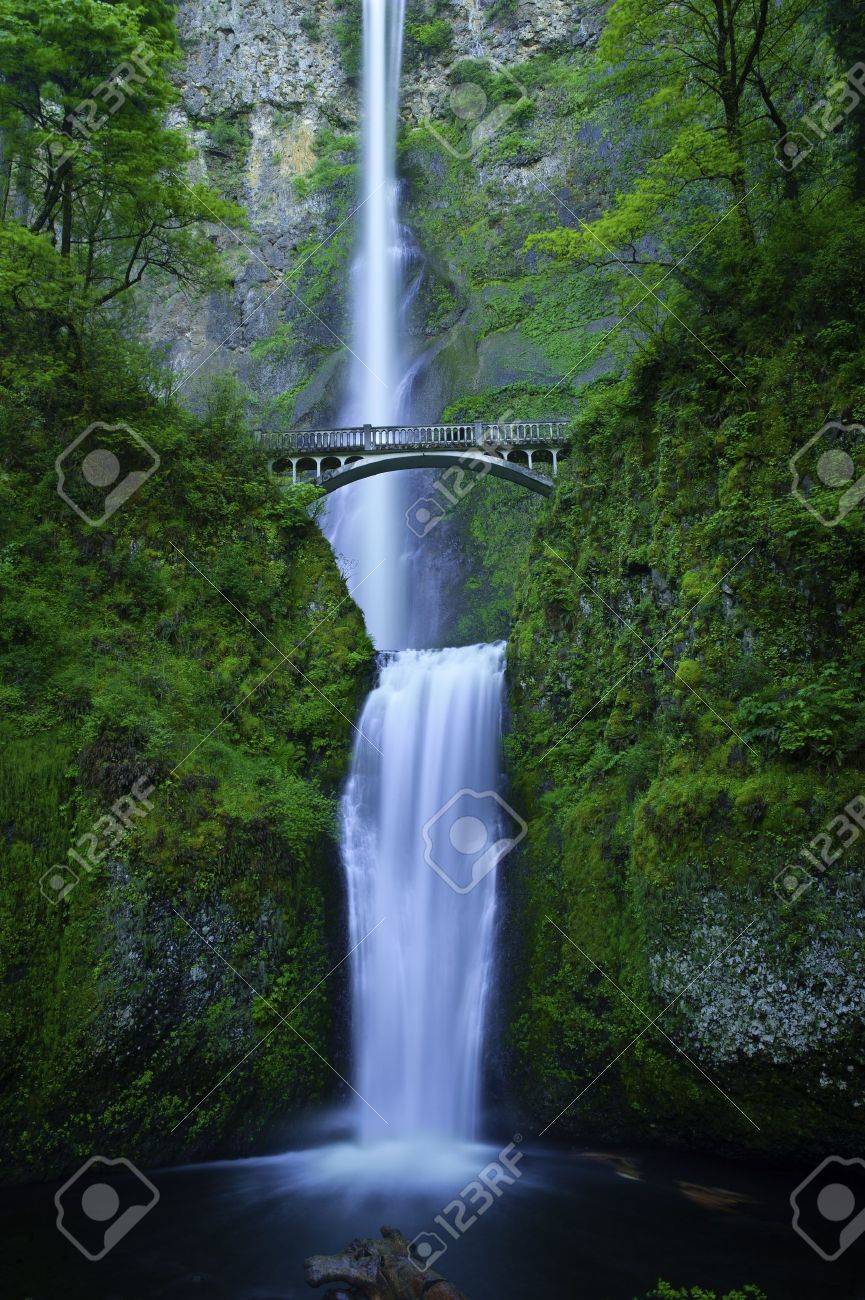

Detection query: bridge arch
(506, 448), (529, 467)
(311, 450), (555, 496)
(294, 455), (319, 480)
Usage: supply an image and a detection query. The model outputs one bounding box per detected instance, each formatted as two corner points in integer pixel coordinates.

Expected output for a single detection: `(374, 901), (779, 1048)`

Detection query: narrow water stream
(322, 0), (410, 651)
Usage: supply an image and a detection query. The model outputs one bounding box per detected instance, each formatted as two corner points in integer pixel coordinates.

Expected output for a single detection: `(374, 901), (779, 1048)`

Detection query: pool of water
(4, 1137), (864, 1298)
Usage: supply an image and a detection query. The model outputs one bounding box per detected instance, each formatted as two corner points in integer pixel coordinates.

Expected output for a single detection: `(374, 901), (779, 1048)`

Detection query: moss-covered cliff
(0, 0), (379, 1184)
(501, 211), (865, 1156)
(0, 366), (373, 1182)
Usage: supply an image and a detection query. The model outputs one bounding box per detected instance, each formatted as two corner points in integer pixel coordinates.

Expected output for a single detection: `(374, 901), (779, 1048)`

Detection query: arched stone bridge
(255, 420), (570, 496)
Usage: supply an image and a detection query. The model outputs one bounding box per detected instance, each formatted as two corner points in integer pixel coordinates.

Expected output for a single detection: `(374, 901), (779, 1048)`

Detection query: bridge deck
(256, 419), (569, 455)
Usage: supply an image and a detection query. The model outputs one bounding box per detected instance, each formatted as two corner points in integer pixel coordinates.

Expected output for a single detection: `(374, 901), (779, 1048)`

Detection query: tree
(529, 0), (835, 273)
(0, 0), (239, 307)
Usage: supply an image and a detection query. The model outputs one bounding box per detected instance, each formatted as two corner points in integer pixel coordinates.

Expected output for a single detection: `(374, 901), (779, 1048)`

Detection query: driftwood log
(304, 1225), (468, 1300)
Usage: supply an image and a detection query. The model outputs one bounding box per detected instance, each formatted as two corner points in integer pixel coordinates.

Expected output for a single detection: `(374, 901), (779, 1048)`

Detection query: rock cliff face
(156, 0), (602, 426)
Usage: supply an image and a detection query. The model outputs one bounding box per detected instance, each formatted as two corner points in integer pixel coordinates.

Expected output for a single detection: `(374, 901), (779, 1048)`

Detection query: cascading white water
(323, 1), (508, 1163)
(342, 644), (506, 1141)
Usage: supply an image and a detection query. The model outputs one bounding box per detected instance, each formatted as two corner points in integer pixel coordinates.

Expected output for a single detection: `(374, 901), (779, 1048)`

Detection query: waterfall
(342, 644), (506, 1142)
(321, 0), (509, 1162)
(322, 0), (410, 652)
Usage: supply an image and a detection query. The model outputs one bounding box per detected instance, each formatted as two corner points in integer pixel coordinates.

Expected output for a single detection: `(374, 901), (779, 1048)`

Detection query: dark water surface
(4, 1140), (863, 1299)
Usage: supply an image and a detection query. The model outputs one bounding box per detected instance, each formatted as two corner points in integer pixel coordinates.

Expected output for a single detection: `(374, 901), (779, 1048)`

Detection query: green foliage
(0, 0), (240, 306)
(250, 321), (299, 362)
(0, 2), (373, 1182)
(738, 668), (865, 762)
(332, 0), (362, 78)
(0, 290), (373, 1174)
(202, 111), (252, 196)
(0, 349), (372, 1178)
(405, 18), (452, 60)
(299, 11), (322, 42)
(293, 129), (357, 199)
(525, 0), (854, 315)
(396, 43), (616, 432)
(504, 190), (865, 1152)
(206, 113), (251, 160)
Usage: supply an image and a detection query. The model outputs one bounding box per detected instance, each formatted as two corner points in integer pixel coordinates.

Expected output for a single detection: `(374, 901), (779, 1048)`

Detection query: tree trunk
(59, 114), (74, 256)
(722, 93), (756, 247)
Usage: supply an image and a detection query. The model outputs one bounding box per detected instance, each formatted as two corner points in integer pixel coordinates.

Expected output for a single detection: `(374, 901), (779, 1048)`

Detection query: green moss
(293, 130), (357, 199)
(405, 18), (453, 62)
(299, 11), (321, 41)
(206, 113), (251, 161)
(0, 354), (373, 1180)
(674, 658), (703, 689)
(503, 204), (865, 1157)
(332, 0), (362, 78)
(199, 111), (253, 197)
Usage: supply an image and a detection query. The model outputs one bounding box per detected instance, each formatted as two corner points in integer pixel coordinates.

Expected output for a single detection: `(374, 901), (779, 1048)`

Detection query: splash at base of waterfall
(227, 1138), (502, 1197)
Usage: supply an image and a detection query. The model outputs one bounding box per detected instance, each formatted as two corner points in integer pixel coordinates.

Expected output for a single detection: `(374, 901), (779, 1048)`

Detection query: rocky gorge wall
(500, 260), (865, 1155)
(155, 0), (605, 428)
(157, 0), (612, 647)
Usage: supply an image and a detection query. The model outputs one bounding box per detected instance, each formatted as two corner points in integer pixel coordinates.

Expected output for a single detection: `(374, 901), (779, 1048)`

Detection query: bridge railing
(255, 420), (570, 455)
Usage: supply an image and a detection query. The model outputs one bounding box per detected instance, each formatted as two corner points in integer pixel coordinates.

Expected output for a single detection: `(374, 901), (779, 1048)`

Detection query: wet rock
(304, 1225), (468, 1299)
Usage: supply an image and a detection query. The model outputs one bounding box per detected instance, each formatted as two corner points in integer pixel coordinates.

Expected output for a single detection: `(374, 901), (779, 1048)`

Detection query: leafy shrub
(406, 19), (453, 59)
